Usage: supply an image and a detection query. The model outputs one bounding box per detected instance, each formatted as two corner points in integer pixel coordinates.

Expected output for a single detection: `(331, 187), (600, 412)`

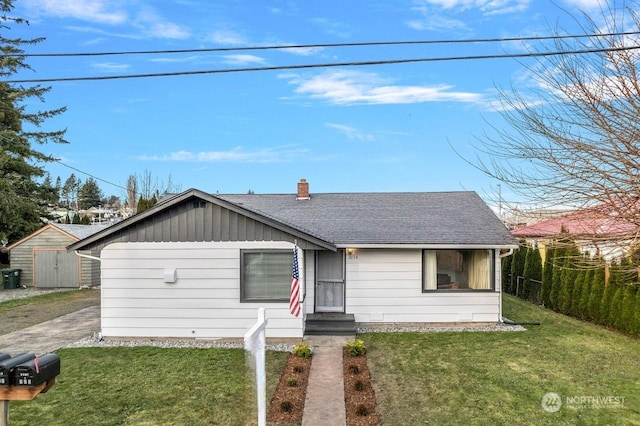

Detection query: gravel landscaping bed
(66, 322), (524, 351)
(357, 322), (525, 333)
(66, 334), (297, 352)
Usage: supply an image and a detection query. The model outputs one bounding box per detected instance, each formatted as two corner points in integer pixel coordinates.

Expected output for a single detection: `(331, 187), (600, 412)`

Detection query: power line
(5, 31), (640, 57)
(54, 159), (129, 193)
(6, 44), (640, 84)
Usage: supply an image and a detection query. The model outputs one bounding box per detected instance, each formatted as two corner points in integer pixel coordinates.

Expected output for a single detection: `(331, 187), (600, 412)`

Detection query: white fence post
(244, 308), (268, 426)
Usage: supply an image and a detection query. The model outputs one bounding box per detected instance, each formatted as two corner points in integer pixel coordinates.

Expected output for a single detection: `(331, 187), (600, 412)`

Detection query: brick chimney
(296, 179), (310, 200)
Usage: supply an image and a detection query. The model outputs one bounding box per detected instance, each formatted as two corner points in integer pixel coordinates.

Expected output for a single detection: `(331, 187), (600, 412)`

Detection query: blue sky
(9, 0), (603, 205)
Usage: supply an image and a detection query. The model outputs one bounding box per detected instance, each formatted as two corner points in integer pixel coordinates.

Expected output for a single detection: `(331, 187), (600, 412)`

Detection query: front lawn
(9, 346), (288, 426)
(364, 294), (640, 425)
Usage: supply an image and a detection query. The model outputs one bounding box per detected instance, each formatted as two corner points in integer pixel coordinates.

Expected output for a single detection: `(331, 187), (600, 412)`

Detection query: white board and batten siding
(100, 241), (303, 339)
(345, 249), (501, 323)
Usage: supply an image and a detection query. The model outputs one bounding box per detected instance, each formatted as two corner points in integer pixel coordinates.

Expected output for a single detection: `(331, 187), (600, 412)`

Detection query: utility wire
(6, 44), (640, 84)
(54, 159), (130, 193)
(5, 30), (640, 57)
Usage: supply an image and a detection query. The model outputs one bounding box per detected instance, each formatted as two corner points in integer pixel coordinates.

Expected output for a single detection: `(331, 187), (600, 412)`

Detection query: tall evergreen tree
(78, 178), (103, 209)
(0, 1), (67, 243)
(588, 265), (606, 323)
(62, 174), (79, 209)
(578, 267), (594, 320)
(549, 247), (565, 311)
(570, 266), (586, 318)
(522, 246), (542, 302)
(620, 284), (637, 335)
(541, 246), (555, 307)
(510, 242), (527, 296)
(609, 285), (625, 330)
(549, 228), (572, 311)
(600, 263), (618, 327)
(502, 253), (512, 294)
(632, 287), (640, 337)
(558, 246), (579, 315)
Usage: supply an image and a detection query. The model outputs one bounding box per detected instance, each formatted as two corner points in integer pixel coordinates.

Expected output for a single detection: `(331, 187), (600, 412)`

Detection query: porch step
(305, 313), (356, 336)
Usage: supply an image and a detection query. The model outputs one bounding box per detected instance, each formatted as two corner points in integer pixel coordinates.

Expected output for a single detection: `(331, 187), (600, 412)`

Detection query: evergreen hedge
(507, 235), (640, 337)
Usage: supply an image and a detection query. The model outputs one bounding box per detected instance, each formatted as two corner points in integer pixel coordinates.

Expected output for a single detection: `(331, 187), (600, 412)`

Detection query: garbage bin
(1, 269), (21, 289)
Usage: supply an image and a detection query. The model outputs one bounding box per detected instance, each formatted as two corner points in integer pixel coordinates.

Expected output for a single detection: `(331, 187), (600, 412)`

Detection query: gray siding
(84, 198), (327, 252)
(9, 226), (101, 288)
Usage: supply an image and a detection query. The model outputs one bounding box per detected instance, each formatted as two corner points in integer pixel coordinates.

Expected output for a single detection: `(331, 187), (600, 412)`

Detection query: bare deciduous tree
(126, 174), (138, 213)
(472, 2), (640, 258)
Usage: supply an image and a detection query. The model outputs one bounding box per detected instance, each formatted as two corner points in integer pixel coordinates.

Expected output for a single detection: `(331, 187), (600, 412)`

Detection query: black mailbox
(14, 353), (60, 387)
(0, 353), (35, 386)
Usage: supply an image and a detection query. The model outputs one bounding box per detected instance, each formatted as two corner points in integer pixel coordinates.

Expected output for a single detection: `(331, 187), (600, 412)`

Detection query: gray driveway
(0, 305), (100, 355)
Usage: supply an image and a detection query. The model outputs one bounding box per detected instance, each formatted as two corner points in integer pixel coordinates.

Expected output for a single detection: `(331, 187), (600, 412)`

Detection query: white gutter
(74, 250), (102, 262)
(335, 244), (519, 250)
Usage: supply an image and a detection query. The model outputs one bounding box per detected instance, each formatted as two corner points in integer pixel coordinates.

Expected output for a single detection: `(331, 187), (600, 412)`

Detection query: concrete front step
(305, 313), (356, 335)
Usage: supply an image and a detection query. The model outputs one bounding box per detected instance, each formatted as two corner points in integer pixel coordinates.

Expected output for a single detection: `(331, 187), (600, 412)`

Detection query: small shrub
(347, 339), (366, 357)
(356, 404), (370, 416)
(280, 401), (293, 412)
(354, 380), (365, 391)
(293, 365), (305, 374)
(287, 378), (298, 387)
(347, 364), (359, 374)
(293, 342), (312, 358)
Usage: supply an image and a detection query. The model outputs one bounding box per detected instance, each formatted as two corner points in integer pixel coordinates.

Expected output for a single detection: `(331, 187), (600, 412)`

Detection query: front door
(315, 249), (345, 313)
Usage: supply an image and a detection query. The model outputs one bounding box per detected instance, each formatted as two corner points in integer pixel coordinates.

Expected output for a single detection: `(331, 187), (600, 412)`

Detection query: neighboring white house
(69, 179), (518, 339)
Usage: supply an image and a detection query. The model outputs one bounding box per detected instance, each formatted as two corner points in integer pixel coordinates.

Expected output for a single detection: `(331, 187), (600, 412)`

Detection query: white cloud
(562, 0), (605, 10)
(133, 7), (190, 40)
(23, 0), (189, 40)
(23, 0), (128, 25)
(279, 46), (325, 57)
(207, 30), (248, 45)
(90, 62), (131, 72)
(325, 123), (375, 141)
(139, 145), (307, 163)
(282, 70), (483, 105)
(148, 55), (203, 63)
(411, 0), (530, 17)
(406, 16), (468, 32)
(221, 54), (266, 65)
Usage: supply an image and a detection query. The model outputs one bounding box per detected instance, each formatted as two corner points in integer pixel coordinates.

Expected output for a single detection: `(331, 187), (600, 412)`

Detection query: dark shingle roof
(218, 191), (516, 246)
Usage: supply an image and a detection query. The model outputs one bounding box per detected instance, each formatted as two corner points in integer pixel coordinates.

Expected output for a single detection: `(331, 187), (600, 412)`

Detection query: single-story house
(8, 223), (108, 288)
(68, 179), (518, 339)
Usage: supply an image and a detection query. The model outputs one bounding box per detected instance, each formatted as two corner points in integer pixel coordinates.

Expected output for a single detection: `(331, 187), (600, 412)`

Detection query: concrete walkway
(302, 335), (354, 426)
(0, 305), (100, 355)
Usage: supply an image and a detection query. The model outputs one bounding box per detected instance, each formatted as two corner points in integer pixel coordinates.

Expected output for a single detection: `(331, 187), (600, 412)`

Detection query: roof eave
(67, 188), (336, 252)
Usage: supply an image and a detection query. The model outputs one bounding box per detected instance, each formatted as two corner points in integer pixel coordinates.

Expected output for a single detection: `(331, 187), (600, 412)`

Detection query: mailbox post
(0, 353), (59, 426)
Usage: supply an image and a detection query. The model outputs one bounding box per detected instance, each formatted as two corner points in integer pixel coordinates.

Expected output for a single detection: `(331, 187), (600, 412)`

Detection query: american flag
(290, 245), (301, 317)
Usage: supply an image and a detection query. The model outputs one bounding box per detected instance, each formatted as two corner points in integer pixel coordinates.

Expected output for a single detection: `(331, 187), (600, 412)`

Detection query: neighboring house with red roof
(511, 203), (638, 262)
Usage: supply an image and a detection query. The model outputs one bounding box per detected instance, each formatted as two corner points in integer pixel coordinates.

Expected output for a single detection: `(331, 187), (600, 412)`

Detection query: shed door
(315, 250), (345, 313)
(34, 250), (79, 288)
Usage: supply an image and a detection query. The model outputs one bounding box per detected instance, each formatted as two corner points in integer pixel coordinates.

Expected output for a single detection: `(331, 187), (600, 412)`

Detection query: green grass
(0, 290), (93, 311)
(9, 346), (289, 426)
(364, 294), (640, 426)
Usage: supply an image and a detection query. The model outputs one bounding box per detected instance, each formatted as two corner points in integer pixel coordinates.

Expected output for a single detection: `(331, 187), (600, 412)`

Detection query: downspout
(498, 248), (514, 323)
(74, 251), (102, 262)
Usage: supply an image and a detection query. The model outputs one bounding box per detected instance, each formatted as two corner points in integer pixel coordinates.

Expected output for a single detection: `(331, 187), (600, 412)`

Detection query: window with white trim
(423, 249), (493, 291)
(241, 250), (291, 302)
